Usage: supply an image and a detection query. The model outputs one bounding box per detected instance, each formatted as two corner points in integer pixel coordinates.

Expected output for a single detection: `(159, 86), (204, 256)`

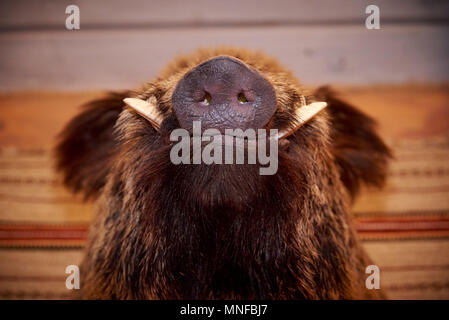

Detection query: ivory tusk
(277, 101), (327, 140)
(123, 97), (163, 131)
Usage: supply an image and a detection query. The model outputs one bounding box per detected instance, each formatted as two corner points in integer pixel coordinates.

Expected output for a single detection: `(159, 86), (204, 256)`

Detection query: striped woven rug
(0, 87), (448, 299)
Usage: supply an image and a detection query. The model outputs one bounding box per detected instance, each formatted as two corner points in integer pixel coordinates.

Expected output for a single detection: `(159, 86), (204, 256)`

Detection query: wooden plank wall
(0, 0), (448, 90)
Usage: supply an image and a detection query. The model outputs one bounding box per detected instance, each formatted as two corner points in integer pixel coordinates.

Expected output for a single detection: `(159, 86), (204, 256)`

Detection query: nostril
(200, 91), (212, 106)
(238, 92), (248, 104)
(173, 56), (277, 131)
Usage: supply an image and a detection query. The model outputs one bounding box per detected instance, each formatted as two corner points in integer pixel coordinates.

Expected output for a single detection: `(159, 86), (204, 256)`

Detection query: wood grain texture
(0, 25), (448, 90)
(1, 0), (448, 29)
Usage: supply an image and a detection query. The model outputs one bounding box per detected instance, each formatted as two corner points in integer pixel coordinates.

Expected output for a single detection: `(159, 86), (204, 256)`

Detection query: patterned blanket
(1, 87), (448, 299)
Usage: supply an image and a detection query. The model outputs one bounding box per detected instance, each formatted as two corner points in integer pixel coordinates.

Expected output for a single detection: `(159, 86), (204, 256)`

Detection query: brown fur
(55, 47), (391, 299)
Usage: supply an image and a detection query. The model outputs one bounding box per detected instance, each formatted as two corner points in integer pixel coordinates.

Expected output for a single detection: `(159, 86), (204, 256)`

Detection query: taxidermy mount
(56, 47), (391, 299)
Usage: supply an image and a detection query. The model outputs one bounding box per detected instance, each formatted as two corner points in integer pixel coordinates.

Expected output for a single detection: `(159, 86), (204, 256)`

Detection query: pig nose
(172, 56), (277, 133)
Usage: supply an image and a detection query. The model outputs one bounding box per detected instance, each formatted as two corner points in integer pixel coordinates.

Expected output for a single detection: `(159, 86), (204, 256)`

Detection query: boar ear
(54, 92), (129, 200)
(315, 86), (392, 201)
